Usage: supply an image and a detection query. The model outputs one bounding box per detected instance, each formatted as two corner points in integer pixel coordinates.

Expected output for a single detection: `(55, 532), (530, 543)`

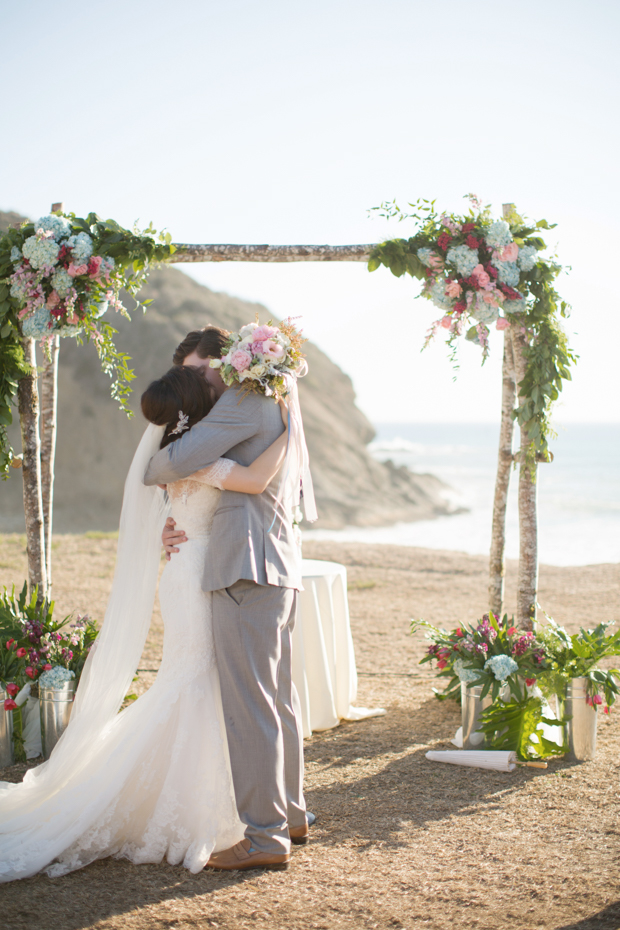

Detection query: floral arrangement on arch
(0, 211), (175, 476)
(412, 613), (547, 704)
(210, 317), (307, 400)
(368, 195), (576, 461)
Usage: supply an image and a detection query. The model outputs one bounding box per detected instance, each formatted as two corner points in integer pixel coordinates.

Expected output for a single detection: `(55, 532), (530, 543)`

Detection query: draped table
(292, 559), (386, 738)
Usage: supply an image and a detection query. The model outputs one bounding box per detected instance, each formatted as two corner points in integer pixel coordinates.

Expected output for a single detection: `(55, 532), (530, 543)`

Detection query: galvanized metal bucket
(562, 677), (597, 762)
(0, 688), (14, 767)
(461, 683), (492, 749)
(40, 681), (75, 760)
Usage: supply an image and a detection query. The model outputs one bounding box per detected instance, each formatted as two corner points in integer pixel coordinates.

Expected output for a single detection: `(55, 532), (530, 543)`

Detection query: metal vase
(40, 681), (75, 760)
(0, 688), (14, 767)
(461, 683), (492, 749)
(562, 677), (597, 762)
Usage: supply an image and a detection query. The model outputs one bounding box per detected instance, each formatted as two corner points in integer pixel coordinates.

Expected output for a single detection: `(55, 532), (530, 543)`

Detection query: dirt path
(1, 535), (619, 930)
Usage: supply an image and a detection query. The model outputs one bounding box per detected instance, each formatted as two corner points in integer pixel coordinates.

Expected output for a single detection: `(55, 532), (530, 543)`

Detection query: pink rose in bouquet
(46, 289), (61, 310)
(262, 339), (285, 359)
(496, 318), (510, 331)
(471, 264), (490, 288)
(230, 349), (252, 372)
(440, 316), (453, 329)
(445, 280), (462, 298)
(252, 325), (278, 343)
(88, 255), (103, 278)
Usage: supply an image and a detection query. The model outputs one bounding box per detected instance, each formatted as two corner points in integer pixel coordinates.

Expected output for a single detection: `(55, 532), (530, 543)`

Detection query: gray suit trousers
(212, 579), (306, 855)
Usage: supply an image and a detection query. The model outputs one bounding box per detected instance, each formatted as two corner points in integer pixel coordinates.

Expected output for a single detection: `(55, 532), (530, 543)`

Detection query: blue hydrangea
(22, 235), (60, 270)
(446, 244), (479, 278)
(10, 246), (21, 263)
(417, 247), (435, 267)
(67, 232), (94, 265)
(517, 245), (538, 272)
(504, 297), (526, 315)
(35, 214), (72, 241)
(496, 261), (520, 287)
(471, 302), (499, 325)
(484, 220), (513, 250)
(51, 268), (74, 297)
(454, 657), (480, 683)
(428, 278), (453, 310)
(21, 307), (52, 339)
(484, 654), (519, 681)
(39, 665), (76, 690)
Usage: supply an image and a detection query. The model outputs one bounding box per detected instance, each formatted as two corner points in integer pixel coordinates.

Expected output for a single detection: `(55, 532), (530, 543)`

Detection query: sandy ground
(0, 533), (619, 930)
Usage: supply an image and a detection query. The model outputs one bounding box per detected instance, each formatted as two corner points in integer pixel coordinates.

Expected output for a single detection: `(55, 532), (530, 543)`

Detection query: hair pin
(170, 410), (189, 435)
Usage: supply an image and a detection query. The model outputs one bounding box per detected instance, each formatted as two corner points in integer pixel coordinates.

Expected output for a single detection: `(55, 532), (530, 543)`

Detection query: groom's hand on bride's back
(162, 517), (187, 561)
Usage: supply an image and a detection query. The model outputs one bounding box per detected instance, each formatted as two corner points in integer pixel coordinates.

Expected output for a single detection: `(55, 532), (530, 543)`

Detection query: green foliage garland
(0, 212), (175, 478)
(368, 196), (577, 462)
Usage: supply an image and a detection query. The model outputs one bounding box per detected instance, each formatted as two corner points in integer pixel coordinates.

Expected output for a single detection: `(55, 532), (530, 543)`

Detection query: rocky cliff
(0, 211), (456, 532)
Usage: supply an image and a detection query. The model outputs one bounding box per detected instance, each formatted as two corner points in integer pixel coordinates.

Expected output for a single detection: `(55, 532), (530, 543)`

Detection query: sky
(2, 0), (619, 426)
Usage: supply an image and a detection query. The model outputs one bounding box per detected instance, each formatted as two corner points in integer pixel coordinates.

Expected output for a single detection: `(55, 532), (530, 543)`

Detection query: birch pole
(488, 327), (517, 615)
(17, 337), (47, 596)
(512, 326), (538, 631)
(38, 202), (64, 594)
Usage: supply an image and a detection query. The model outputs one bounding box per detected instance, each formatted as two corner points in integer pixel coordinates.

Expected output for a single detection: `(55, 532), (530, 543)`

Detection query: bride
(0, 365), (291, 881)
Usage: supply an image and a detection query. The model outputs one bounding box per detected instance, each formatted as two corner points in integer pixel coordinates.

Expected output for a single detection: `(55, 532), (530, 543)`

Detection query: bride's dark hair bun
(141, 366), (216, 448)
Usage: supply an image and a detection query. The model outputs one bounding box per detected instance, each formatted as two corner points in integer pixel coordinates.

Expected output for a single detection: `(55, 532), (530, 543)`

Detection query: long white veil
(0, 424), (169, 821)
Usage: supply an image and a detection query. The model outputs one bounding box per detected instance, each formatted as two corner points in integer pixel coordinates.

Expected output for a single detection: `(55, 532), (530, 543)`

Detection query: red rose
(466, 235), (479, 250)
(43, 663), (52, 671)
(526, 679), (537, 687)
(5, 639), (15, 650)
(436, 659), (448, 669)
(16, 647), (27, 658)
(437, 232), (452, 251)
(25, 666), (36, 679)
(3, 698), (17, 711)
(5, 683), (19, 697)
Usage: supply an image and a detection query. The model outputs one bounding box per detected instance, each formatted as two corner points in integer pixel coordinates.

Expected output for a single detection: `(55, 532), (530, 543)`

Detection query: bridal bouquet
(209, 318), (307, 400)
(413, 612), (547, 703)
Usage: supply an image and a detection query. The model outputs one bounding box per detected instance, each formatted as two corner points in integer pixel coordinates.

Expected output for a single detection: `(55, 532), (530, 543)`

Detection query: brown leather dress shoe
(289, 811), (316, 846)
(206, 839), (290, 871)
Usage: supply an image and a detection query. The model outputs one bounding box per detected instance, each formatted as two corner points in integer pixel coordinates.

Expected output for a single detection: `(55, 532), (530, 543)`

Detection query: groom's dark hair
(173, 326), (230, 366)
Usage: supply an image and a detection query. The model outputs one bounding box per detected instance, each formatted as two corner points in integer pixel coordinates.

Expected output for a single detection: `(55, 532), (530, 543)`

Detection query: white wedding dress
(0, 435), (245, 882)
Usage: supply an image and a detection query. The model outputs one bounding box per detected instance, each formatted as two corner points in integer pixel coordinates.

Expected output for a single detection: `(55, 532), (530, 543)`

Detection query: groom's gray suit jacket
(143, 386), (302, 592)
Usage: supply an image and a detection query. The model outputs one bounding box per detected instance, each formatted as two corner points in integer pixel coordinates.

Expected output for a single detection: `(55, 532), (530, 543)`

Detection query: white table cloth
(292, 559), (386, 738)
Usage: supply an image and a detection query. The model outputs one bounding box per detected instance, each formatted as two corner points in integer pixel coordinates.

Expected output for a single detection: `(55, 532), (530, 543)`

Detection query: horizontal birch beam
(168, 243), (375, 263)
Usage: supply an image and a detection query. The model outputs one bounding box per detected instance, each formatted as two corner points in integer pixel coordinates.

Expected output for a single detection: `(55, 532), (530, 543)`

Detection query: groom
(144, 325), (310, 871)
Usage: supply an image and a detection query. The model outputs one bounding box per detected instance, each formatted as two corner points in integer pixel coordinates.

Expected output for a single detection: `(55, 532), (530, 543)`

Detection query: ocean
(304, 422), (620, 567)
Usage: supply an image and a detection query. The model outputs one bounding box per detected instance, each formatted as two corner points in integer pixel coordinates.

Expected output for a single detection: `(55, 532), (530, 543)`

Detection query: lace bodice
(167, 458), (236, 537)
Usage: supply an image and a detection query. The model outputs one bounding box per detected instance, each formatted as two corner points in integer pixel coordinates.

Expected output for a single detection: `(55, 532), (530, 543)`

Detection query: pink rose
(593, 694), (603, 705)
(252, 325), (278, 343)
(15, 647), (27, 658)
(262, 339), (285, 358)
(3, 699), (17, 711)
(496, 318), (510, 331)
(471, 264), (490, 288)
(25, 667), (36, 679)
(67, 262), (88, 277)
(46, 290), (61, 310)
(5, 683), (19, 697)
(445, 280), (462, 299)
(440, 316), (452, 329)
(230, 349), (252, 372)
(500, 242), (519, 263)
(43, 664), (52, 671)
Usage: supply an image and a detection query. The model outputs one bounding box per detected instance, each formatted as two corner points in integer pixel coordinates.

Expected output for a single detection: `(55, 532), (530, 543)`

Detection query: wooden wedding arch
(14, 203), (551, 630)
